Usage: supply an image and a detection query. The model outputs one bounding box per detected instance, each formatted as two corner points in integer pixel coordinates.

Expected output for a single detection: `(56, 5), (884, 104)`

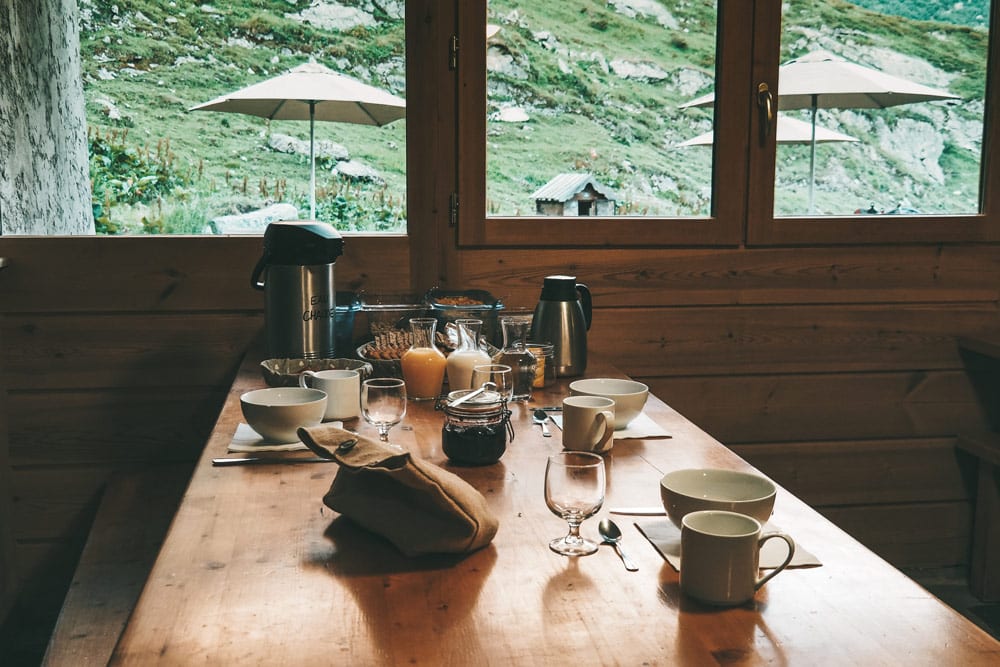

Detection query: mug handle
(298, 370), (317, 388)
(593, 410), (615, 453)
(754, 532), (796, 591)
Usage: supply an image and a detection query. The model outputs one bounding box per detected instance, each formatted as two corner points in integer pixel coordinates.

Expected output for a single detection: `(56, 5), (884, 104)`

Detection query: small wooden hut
(530, 173), (617, 216)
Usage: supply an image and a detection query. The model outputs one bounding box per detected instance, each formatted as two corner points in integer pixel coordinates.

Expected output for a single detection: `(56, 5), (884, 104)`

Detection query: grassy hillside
(80, 0), (989, 231)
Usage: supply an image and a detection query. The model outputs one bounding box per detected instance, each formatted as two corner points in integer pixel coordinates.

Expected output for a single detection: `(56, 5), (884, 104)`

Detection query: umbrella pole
(808, 95), (817, 214)
(309, 101), (316, 220)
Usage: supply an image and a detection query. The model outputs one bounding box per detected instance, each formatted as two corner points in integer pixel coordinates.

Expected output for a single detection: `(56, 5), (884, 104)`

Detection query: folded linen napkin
(297, 424), (499, 556)
(228, 422), (309, 452)
(636, 519), (822, 571)
(550, 412), (671, 440)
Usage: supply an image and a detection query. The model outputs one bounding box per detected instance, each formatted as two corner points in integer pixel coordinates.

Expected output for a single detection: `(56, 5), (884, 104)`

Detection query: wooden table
(111, 349), (1000, 665)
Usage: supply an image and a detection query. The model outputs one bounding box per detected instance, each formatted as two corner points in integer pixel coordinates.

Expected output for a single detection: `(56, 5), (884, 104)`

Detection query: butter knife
(609, 507), (666, 516)
(212, 456), (334, 466)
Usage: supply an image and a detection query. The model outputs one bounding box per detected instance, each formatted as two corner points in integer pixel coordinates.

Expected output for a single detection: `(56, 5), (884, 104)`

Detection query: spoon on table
(532, 409), (551, 437)
(599, 519), (638, 571)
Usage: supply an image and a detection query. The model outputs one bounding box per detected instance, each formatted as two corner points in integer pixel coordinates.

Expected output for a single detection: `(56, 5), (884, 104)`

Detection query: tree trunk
(0, 0), (93, 235)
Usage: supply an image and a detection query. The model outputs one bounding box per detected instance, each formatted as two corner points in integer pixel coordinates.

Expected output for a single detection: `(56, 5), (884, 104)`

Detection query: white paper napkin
(549, 412), (671, 440)
(227, 421), (342, 452)
(635, 519), (822, 571)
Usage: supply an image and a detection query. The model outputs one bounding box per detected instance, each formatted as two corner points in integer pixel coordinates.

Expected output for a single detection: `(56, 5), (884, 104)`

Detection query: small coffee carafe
(251, 222), (344, 359)
(530, 275), (592, 377)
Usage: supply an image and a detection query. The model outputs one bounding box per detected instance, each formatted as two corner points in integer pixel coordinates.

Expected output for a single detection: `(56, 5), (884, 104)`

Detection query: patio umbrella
(681, 50), (959, 211)
(676, 114), (858, 147)
(191, 62), (406, 219)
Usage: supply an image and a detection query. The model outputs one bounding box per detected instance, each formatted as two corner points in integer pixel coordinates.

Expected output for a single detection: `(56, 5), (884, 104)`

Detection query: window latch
(449, 192), (459, 227)
(449, 35), (458, 71)
(757, 82), (774, 145)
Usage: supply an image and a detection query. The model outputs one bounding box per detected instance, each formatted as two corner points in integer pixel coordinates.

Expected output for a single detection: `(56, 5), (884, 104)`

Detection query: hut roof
(530, 173), (616, 202)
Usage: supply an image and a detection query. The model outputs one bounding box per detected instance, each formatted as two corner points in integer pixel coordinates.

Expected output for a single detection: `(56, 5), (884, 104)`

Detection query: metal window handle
(0, 257), (7, 270)
(757, 82), (774, 144)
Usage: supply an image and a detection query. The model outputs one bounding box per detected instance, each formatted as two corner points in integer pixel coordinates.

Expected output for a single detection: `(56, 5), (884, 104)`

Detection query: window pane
(485, 1), (718, 218)
(81, 3), (406, 235)
(775, 0), (990, 217)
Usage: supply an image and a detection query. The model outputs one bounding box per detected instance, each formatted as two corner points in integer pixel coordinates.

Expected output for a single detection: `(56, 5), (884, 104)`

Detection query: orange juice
(401, 346), (447, 400)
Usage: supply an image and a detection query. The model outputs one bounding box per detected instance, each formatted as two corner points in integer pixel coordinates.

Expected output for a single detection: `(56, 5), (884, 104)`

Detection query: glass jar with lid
(437, 388), (514, 465)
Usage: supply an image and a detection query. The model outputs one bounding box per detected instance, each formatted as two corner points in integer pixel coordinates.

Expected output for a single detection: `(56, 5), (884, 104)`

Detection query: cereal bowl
(569, 378), (649, 429)
(240, 387), (327, 443)
(660, 468), (776, 528)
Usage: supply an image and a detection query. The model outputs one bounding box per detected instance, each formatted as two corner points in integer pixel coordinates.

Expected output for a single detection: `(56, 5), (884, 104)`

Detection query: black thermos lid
(540, 275), (579, 301)
(261, 221), (344, 265)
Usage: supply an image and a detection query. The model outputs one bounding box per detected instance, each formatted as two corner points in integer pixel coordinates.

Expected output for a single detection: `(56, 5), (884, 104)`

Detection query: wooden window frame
(450, 0), (1000, 249)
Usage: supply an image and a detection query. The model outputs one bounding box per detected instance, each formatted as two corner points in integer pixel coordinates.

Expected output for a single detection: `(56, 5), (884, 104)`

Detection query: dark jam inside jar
(442, 423), (507, 465)
(438, 389), (512, 466)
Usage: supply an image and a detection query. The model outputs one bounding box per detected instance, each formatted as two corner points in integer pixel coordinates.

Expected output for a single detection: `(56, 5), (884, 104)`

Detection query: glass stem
(565, 521), (582, 543)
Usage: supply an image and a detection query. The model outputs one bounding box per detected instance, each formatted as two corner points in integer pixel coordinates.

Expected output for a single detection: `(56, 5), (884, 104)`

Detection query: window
(79, 2), (407, 235)
(456, 0), (1000, 247)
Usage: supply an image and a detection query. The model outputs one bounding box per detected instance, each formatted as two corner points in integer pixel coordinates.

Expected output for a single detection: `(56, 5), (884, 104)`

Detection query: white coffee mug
(561, 395), (615, 454)
(299, 369), (361, 420)
(680, 510), (795, 606)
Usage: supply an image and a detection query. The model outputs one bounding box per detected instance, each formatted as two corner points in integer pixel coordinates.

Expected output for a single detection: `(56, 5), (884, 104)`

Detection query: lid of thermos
(261, 221), (344, 265)
(251, 222), (344, 290)
(540, 275), (580, 301)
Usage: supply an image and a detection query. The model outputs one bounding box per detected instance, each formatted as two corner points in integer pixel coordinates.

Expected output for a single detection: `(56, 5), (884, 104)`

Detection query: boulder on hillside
(333, 160), (383, 183)
(208, 203), (299, 234)
(268, 134), (349, 162)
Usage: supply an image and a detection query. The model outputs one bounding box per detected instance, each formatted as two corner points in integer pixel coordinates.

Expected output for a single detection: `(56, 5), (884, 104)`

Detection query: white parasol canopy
(191, 62), (406, 219)
(681, 50), (958, 211)
(677, 114), (858, 147)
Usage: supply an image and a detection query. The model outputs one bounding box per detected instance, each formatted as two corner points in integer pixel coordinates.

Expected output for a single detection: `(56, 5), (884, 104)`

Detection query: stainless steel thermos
(530, 275), (592, 377)
(251, 222), (344, 359)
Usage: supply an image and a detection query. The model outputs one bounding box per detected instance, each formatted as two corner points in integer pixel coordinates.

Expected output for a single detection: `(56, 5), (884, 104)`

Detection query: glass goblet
(361, 377), (407, 443)
(471, 364), (513, 401)
(544, 451), (606, 556)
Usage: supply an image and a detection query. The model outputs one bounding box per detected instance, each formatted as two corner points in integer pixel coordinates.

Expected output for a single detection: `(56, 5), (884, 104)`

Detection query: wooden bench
(956, 432), (1000, 602)
(957, 335), (1000, 602)
(41, 464), (190, 666)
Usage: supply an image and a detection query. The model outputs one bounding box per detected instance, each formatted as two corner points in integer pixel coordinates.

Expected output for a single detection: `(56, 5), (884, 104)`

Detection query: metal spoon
(598, 518), (638, 571)
(532, 409), (551, 437)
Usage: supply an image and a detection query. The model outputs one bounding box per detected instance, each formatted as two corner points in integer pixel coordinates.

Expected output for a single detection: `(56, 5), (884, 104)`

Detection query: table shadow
(657, 563), (789, 665)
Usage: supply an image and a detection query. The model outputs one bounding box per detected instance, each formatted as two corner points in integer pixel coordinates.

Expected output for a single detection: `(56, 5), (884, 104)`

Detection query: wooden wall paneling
(645, 371), (990, 444)
(588, 304), (1000, 377)
(11, 467), (112, 542)
(820, 501), (973, 568)
(2, 313), (260, 390)
(0, 235), (410, 313)
(730, 438), (974, 507)
(458, 245), (1000, 308)
(6, 389), (221, 466)
(0, 315), (14, 623)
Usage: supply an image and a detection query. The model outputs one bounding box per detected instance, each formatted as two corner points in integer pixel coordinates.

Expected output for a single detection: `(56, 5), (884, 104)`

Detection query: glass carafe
(492, 315), (537, 401)
(401, 317), (447, 400)
(446, 319), (492, 391)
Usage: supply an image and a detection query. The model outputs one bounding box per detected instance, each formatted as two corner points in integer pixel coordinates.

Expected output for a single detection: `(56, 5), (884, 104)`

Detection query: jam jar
(437, 388), (514, 465)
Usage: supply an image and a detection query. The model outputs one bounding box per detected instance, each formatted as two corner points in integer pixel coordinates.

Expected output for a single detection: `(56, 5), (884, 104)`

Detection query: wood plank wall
(0, 235), (408, 631)
(0, 234), (998, 632)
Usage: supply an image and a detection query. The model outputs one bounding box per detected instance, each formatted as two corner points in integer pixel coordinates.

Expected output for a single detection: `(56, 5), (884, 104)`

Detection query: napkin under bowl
(297, 425), (499, 556)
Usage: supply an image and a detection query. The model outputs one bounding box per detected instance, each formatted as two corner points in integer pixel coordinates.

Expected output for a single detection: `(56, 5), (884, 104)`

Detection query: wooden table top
(111, 350), (1000, 665)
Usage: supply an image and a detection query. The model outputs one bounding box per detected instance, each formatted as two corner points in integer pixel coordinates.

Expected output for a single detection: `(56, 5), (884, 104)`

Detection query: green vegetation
(81, 0), (990, 231)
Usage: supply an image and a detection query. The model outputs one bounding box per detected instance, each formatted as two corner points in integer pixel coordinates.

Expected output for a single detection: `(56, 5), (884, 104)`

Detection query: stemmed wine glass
(361, 377), (407, 444)
(544, 451), (606, 556)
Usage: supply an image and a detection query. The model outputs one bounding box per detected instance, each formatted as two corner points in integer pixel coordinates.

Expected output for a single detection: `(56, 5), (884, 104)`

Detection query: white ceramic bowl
(660, 468), (777, 528)
(569, 378), (649, 429)
(240, 387), (327, 443)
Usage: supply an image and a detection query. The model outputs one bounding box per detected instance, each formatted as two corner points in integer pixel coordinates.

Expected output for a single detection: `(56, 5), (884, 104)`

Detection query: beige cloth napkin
(229, 421), (343, 452)
(636, 519), (822, 571)
(550, 412), (671, 440)
(297, 424), (499, 556)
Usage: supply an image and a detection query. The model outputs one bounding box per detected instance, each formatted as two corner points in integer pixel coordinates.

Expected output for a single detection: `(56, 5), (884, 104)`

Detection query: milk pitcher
(530, 275), (592, 377)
